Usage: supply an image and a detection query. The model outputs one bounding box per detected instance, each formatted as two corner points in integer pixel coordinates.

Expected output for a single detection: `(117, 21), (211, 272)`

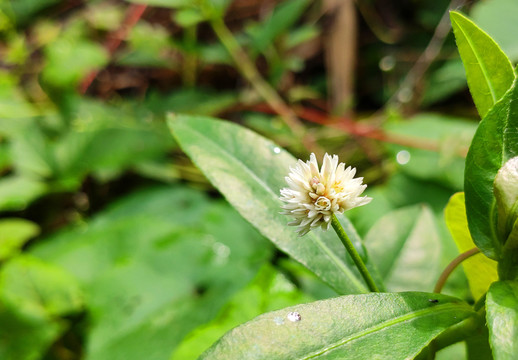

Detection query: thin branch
(434, 247), (480, 294)
(253, 103), (469, 157)
(389, 0), (466, 108)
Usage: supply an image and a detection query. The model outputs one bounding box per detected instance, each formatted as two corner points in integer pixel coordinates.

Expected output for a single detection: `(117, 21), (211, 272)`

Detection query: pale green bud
(494, 156), (518, 247)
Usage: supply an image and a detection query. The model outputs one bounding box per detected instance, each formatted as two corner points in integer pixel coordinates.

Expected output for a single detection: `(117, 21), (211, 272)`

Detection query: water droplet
(272, 146), (281, 154)
(273, 316), (284, 325)
(396, 150), (411, 165)
(212, 242), (231, 265)
(287, 311), (301, 322)
(379, 55), (396, 72)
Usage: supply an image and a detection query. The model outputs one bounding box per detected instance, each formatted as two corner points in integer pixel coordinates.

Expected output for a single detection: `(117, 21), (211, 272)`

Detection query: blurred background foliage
(0, 0), (517, 359)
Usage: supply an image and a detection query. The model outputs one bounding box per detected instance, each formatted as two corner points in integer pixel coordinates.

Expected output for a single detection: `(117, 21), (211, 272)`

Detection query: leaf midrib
(302, 303), (471, 359)
(453, 16), (497, 105)
(173, 120), (366, 293)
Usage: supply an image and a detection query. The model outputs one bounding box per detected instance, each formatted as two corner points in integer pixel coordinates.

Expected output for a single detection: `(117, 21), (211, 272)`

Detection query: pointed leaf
(450, 11), (515, 118)
(0, 218), (39, 261)
(464, 79), (518, 259)
(486, 281), (518, 359)
(445, 193), (498, 300)
(168, 114), (381, 294)
(365, 205), (441, 292)
(201, 292), (475, 359)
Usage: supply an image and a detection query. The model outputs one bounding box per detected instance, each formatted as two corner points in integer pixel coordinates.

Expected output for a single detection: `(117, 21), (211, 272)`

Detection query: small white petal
(280, 153), (371, 236)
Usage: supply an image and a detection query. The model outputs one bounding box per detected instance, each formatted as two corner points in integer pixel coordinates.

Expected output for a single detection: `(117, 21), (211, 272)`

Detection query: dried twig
(323, 0), (357, 115)
(389, 0), (466, 109)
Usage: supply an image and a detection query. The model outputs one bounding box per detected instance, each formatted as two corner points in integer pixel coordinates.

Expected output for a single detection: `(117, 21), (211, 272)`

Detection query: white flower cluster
(280, 153), (371, 236)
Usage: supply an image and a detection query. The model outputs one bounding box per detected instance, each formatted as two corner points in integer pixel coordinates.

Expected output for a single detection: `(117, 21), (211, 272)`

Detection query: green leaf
(435, 342), (466, 360)
(171, 264), (312, 360)
(168, 114), (379, 295)
(450, 11), (515, 118)
(0, 256), (82, 359)
(365, 205), (441, 292)
(246, 0), (310, 54)
(384, 113), (477, 190)
(173, 8), (206, 27)
(200, 292), (475, 359)
(0, 303), (62, 360)
(486, 281), (518, 359)
(0, 218), (40, 261)
(42, 28), (108, 89)
(464, 78), (518, 259)
(445, 193), (498, 300)
(0, 175), (47, 212)
(32, 186), (271, 360)
(0, 71), (38, 119)
(0, 256), (83, 317)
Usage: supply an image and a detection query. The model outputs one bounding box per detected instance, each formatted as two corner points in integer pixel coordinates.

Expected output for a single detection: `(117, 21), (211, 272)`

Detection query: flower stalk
(331, 214), (380, 292)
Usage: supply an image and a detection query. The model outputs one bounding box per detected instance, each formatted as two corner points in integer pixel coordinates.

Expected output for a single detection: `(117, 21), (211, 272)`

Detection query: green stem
(331, 214), (380, 292)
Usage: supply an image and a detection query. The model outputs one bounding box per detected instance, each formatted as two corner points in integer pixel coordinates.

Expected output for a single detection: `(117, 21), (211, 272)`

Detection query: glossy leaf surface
(450, 11), (515, 118)
(201, 292), (474, 359)
(487, 281), (518, 359)
(168, 114), (382, 294)
(464, 79), (518, 259)
(445, 193), (498, 300)
(365, 205), (441, 292)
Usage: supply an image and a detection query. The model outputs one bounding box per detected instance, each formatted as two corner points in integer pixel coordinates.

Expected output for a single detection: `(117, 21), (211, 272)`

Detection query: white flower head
(280, 153), (372, 236)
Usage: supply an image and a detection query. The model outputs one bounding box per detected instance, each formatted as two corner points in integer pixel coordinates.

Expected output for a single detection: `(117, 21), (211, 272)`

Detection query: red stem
(79, 3), (148, 94)
(253, 103), (467, 156)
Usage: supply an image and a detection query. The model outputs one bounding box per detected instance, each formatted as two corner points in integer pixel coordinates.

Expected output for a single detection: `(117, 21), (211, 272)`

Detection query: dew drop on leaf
(287, 311), (301, 322)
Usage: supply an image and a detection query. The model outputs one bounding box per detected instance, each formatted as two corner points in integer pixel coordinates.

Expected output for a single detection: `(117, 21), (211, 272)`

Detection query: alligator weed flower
(280, 153), (372, 236)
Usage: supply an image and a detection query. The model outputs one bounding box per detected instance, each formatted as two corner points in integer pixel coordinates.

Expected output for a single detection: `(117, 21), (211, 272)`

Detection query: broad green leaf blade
(450, 11), (515, 118)
(0, 256), (83, 317)
(486, 281), (518, 359)
(365, 205), (441, 292)
(0, 303), (62, 360)
(201, 292), (475, 359)
(445, 193), (498, 300)
(464, 78), (518, 259)
(0, 256), (80, 359)
(32, 186), (271, 360)
(0, 218), (39, 261)
(168, 114), (377, 294)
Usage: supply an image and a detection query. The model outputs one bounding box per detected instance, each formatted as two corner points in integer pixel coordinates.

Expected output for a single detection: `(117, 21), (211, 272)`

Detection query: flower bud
(494, 156), (518, 246)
